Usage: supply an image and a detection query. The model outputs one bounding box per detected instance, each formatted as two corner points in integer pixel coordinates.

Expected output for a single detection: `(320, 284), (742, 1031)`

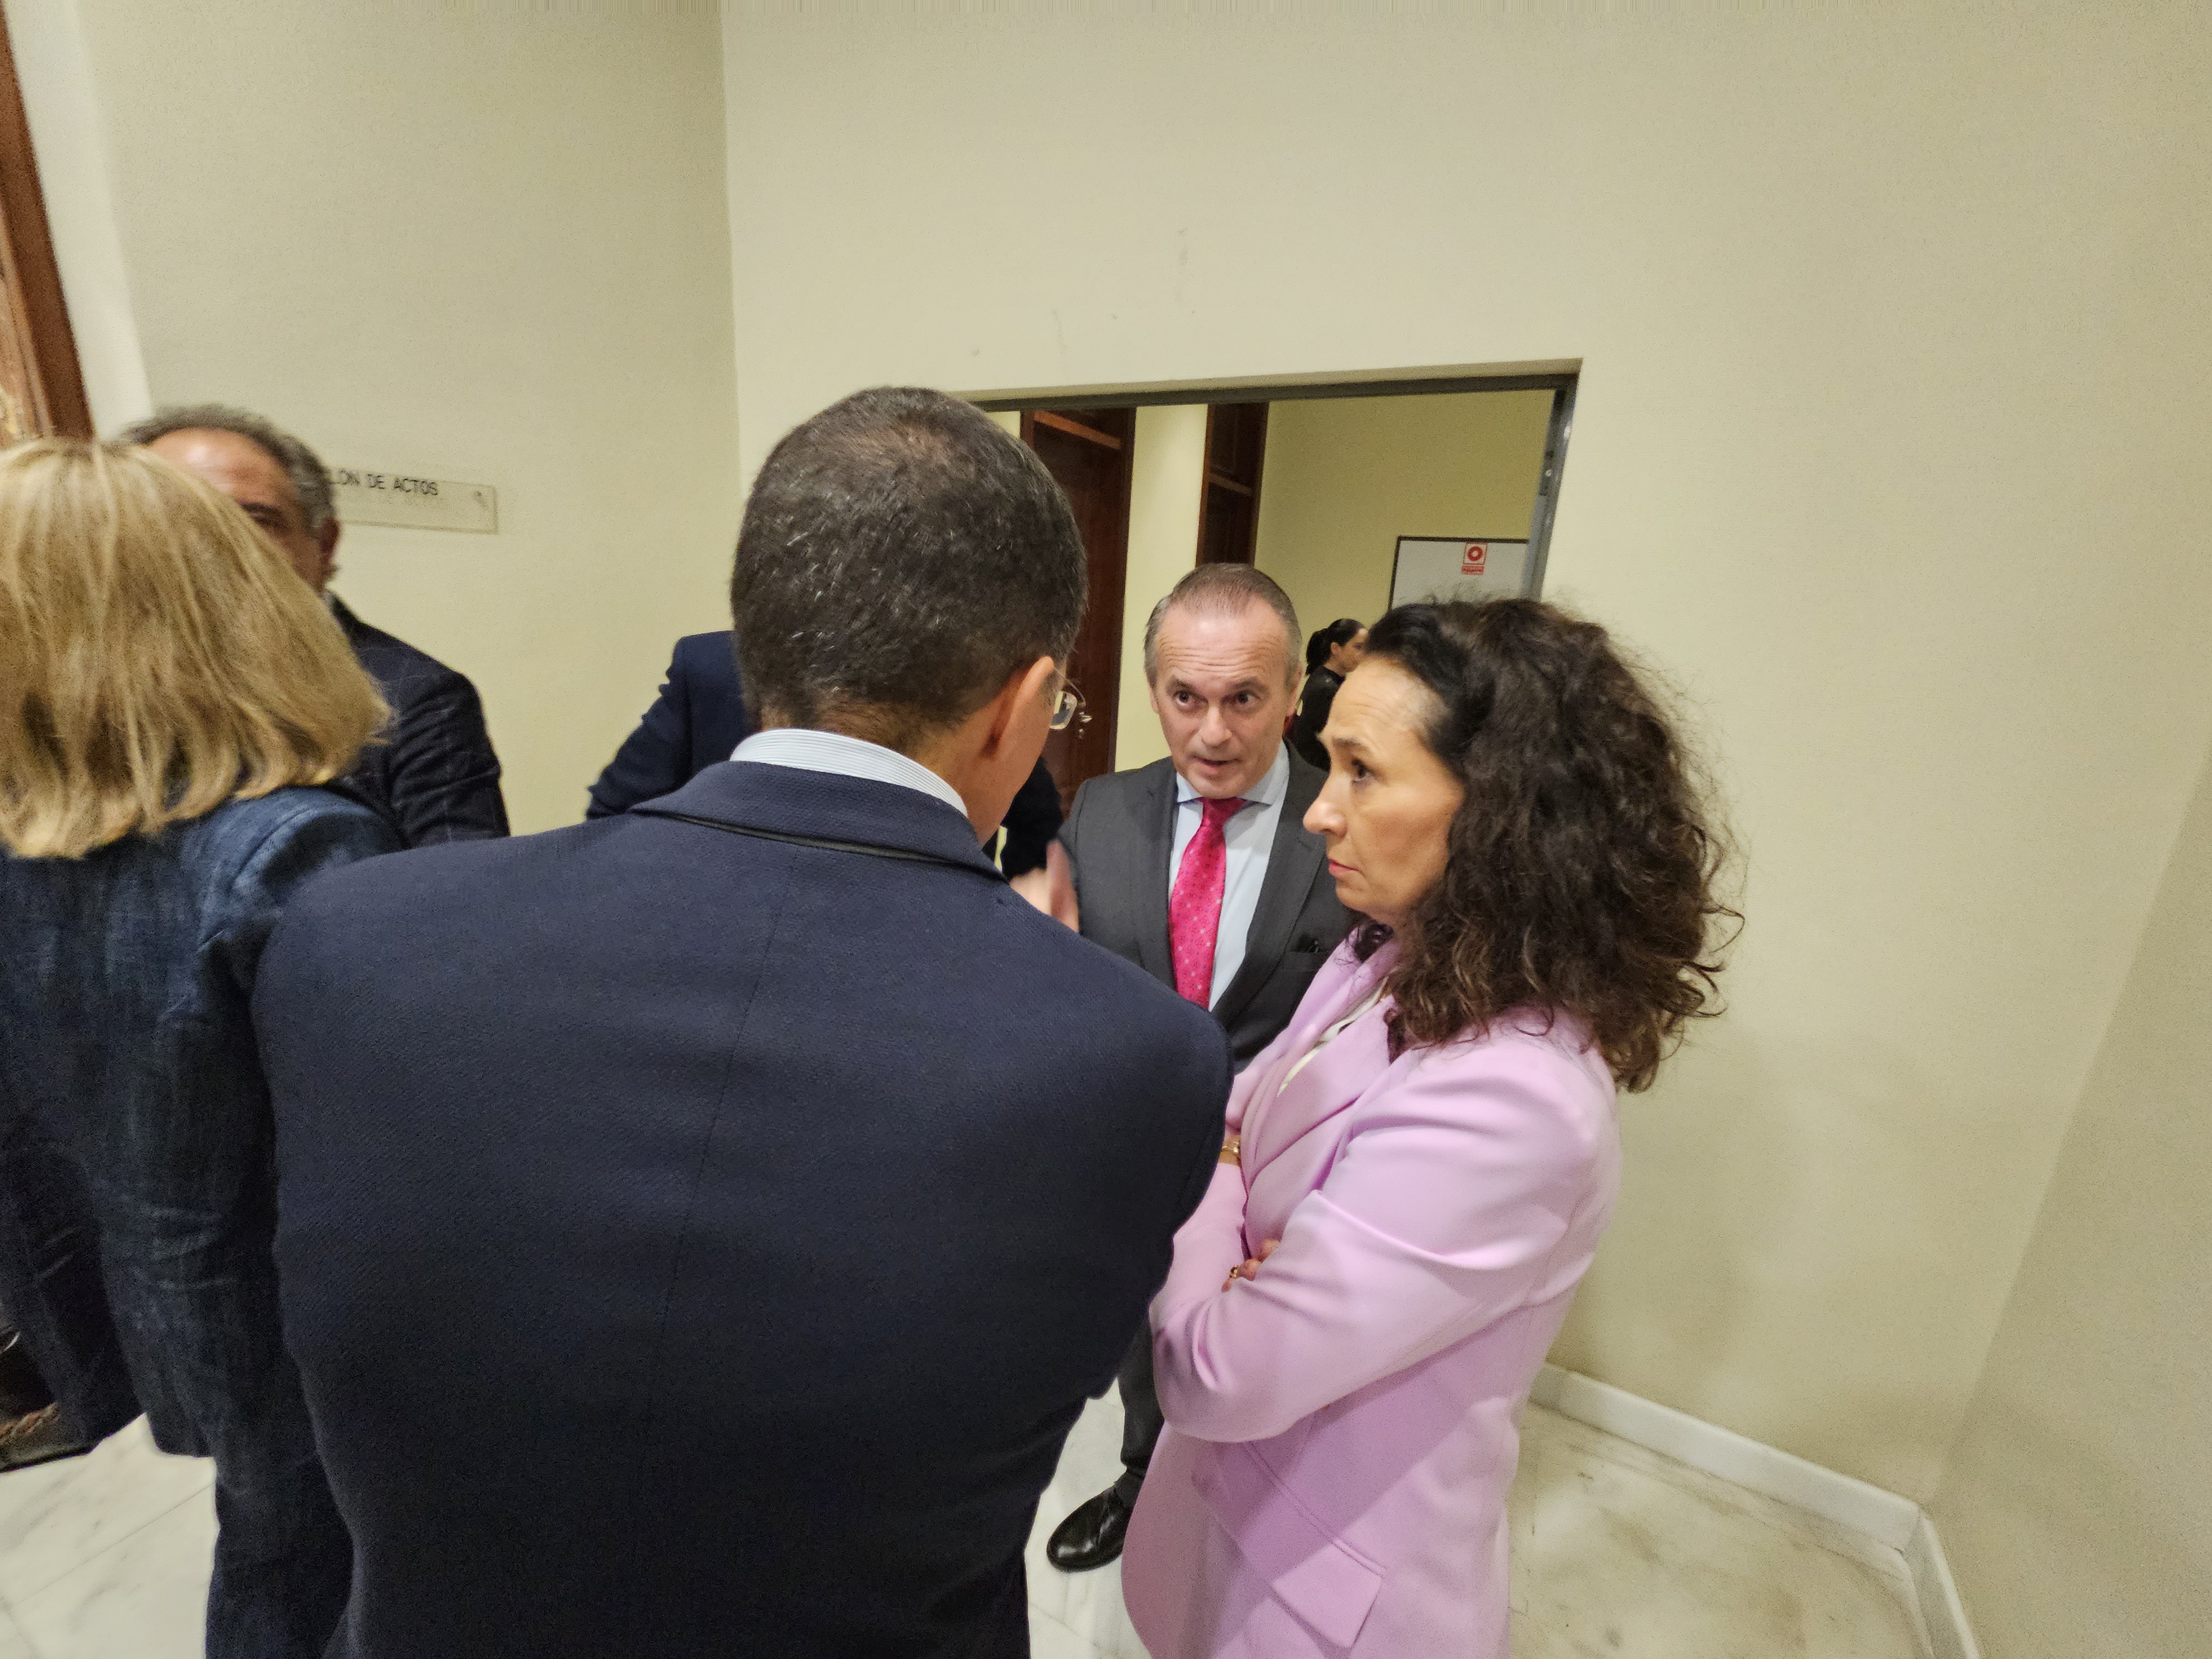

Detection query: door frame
(0, 6), (92, 439)
(974, 363), (1579, 601)
(1019, 406), (1135, 806)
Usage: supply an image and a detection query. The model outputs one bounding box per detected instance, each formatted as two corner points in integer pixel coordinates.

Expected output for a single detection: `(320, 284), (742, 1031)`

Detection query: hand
(1223, 1238), (1280, 1292)
(1010, 841), (1079, 929)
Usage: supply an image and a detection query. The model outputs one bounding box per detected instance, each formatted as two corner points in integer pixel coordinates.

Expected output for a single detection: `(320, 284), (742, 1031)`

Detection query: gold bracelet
(1219, 1133), (1241, 1166)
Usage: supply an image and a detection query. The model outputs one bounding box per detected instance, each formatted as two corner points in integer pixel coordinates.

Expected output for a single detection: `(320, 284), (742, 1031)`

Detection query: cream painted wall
(1252, 390), (1551, 637)
(1113, 403), (1205, 771)
(1928, 733), (2212, 1658)
(29, 0), (740, 832)
(722, 7), (2212, 1498)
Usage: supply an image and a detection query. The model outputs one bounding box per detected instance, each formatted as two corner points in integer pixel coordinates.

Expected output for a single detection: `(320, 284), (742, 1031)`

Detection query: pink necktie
(1170, 796), (1245, 1005)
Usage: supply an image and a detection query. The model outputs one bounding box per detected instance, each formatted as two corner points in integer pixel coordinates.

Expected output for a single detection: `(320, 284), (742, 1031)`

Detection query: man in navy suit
(587, 630), (1066, 875)
(254, 388), (1231, 1659)
(584, 631), (755, 817)
(125, 406), (509, 848)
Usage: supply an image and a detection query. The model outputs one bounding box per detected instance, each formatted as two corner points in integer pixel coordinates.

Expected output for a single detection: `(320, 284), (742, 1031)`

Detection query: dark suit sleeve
(586, 646), (693, 820)
(1166, 1027), (1235, 1233)
(386, 672), (509, 844)
(998, 758), (1065, 878)
(1288, 675), (1333, 772)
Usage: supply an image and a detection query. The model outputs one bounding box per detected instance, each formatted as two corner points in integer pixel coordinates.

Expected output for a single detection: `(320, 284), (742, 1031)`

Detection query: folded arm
(1151, 1044), (1605, 1444)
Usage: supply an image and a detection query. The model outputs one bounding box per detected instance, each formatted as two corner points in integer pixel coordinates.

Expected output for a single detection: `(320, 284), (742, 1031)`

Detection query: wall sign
(1389, 536), (1532, 609)
(333, 467), (498, 534)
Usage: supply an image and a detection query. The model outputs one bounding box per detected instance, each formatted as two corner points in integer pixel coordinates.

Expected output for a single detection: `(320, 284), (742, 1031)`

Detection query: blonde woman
(0, 440), (395, 1659)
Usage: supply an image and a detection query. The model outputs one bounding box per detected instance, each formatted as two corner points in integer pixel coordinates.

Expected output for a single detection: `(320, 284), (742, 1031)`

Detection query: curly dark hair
(1352, 598), (1736, 1091)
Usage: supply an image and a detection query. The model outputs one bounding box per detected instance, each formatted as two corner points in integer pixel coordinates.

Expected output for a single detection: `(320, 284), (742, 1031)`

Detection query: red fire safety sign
(1461, 542), (1489, 575)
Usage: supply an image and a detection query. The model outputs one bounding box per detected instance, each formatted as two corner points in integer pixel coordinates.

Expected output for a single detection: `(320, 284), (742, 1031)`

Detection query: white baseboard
(1905, 1511), (1982, 1659)
(1531, 1364), (1919, 1546)
(1531, 1365), (1979, 1659)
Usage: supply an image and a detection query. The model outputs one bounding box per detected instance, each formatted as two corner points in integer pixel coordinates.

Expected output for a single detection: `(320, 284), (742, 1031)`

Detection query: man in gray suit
(1019, 564), (1350, 1571)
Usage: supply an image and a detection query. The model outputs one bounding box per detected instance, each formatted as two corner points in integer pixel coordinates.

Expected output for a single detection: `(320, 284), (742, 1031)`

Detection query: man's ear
(987, 655), (1059, 756)
(317, 518), (341, 587)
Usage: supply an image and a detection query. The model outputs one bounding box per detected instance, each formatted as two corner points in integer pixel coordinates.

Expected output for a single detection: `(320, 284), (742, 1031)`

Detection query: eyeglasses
(1050, 681), (1091, 732)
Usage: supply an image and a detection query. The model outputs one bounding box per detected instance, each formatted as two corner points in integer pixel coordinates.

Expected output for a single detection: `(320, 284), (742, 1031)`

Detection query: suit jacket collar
(327, 593), (369, 646)
(1208, 750), (1329, 1029)
(637, 760), (1003, 881)
(1132, 759), (1180, 984)
(731, 729), (968, 818)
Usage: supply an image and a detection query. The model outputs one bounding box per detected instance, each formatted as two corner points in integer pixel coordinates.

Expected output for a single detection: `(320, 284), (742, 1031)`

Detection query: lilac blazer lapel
(1241, 944), (1401, 1182)
(1228, 943), (1363, 1131)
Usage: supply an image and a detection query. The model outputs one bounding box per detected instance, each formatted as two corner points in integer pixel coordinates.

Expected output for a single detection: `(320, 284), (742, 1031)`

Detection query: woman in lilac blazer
(1123, 598), (1734, 1659)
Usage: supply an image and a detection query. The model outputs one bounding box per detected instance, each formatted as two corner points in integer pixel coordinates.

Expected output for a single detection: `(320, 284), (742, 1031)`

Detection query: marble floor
(0, 1400), (1930, 1657)
(1030, 1395), (1932, 1659)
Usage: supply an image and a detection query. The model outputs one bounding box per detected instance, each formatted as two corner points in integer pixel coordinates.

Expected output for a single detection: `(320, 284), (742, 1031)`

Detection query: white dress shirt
(731, 728), (970, 819)
(1169, 742), (1291, 1009)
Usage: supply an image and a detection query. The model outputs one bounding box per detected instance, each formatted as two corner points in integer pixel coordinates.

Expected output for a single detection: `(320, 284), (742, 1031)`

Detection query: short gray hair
(1142, 564), (1302, 689)
(731, 387), (1087, 750)
(118, 404), (336, 533)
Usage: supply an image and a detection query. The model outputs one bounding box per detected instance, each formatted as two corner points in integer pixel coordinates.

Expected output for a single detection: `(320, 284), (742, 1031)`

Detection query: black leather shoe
(0, 1405), (92, 1474)
(1046, 1484), (1136, 1572)
(0, 1332), (54, 1420)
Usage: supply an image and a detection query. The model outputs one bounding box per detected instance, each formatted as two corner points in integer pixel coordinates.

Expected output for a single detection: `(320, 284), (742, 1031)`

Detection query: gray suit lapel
(1209, 754), (1328, 1030)
(1131, 762), (1178, 985)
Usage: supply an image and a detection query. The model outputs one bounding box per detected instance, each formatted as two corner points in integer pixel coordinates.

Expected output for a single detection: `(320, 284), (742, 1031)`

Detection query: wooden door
(0, 8), (91, 441)
(1196, 402), (1267, 565)
(1021, 408), (1134, 807)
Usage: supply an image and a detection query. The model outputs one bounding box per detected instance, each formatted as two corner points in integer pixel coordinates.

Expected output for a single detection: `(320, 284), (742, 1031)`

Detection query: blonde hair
(0, 439), (388, 858)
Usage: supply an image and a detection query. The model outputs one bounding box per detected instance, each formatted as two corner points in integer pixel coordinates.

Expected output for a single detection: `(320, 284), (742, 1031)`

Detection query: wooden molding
(0, 6), (92, 439)
(1030, 410), (1125, 451)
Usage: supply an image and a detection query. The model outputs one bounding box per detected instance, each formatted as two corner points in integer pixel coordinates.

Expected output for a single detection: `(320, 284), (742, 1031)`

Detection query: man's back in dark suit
(254, 764), (1228, 1658)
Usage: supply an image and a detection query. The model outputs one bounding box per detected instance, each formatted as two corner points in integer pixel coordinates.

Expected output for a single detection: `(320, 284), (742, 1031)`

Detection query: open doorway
(1020, 408), (1134, 810)
(994, 369), (1576, 802)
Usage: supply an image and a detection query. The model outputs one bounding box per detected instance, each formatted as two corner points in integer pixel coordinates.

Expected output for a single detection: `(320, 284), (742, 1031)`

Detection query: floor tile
(1029, 1603), (1106, 1659)
(1509, 1405), (1927, 1659)
(9, 1486), (213, 1659)
(1052, 1558), (1145, 1659)
(1522, 1406), (1920, 1590)
(0, 1391), (1931, 1659)
(1025, 1395), (1149, 1658)
(0, 1421), (212, 1605)
(1031, 1397), (1927, 1659)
